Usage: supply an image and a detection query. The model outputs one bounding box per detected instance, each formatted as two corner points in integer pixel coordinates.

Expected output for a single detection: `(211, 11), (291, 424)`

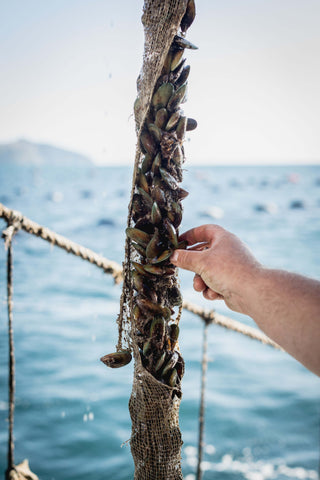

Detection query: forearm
(239, 267), (320, 376)
(170, 224), (320, 375)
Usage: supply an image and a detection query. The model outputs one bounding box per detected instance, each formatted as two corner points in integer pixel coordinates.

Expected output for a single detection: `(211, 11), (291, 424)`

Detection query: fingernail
(170, 251), (179, 263)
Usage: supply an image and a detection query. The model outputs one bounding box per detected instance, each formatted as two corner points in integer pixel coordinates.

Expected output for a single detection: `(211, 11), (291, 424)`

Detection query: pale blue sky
(1, 0), (319, 165)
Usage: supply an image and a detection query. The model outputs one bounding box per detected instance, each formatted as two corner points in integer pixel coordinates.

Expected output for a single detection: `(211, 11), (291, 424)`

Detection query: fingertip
(193, 274), (206, 292)
(170, 250), (179, 264)
(170, 248), (202, 273)
(203, 288), (220, 301)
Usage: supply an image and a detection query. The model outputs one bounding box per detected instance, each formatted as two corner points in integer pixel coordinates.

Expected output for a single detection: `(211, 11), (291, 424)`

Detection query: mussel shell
(159, 167), (179, 190)
(151, 152), (162, 175)
(143, 264), (164, 275)
(152, 82), (174, 109)
(151, 185), (167, 208)
(172, 145), (184, 166)
(143, 340), (152, 357)
(131, 242), (147, 257)
(144, 264), (175, 276)
(170, 49), (184, 72)
(167, 83), (187, 112)
(133, 215), (153, 233)
(100, 351), (132, 368)
(164, 218), (179, 247)
(176, 187), (189, 200)
(132, 271), (145, 291)
(126, 227), (151, 247)
(138, 169), (149, 193)
(152, 175), (165, 189)
(148, 123), (162, 143)
(180, 0), (196, 33)
(141, 130), (157, 156)
(165, 111), (180, 131)
(167, 201), (182, 228)
(175, 65), (191, 89)
(176, 355), (185, 379)
(136, 297), (166, 316)
(133, 304), (141, 321)
(168, 368), (178, 387)
(173, 35), (198, 50)
(186, 117), (197, 131)
(155, 351), (166, 372)
(162, 51), (173, 75)
(176, 116), (187, 141)
(162, 306), (172, 321)
(150, 316), (166, 340)
(151, 201), (162, 224)
(146, 228), (162, 260)
(155, 108), (168, 129)
(162, 351), (179, 376)
(132, 261), (148, 276)
(169, 323), (180, 343)
(137, 187), (154, 208)
(150, 249), (173, 264)
(141, 154), (154, 174)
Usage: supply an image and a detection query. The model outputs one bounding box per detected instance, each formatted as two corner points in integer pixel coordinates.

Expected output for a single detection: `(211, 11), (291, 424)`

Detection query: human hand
(170, 224), (261, 314)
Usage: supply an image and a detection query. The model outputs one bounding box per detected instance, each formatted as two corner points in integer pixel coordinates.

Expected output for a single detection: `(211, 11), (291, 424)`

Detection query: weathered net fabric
(129, 345), (183, 480)
(119, 1), (189, 479)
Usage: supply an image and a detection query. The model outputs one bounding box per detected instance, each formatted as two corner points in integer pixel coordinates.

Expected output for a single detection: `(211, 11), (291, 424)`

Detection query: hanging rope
(2, 221), (20, 478)
(196, 321), (209, 480)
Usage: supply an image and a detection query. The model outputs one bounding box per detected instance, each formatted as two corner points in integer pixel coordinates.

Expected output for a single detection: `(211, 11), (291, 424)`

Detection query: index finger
(179, 224), (225, 246)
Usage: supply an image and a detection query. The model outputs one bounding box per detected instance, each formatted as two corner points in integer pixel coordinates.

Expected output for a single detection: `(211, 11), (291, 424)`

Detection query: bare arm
(170, 224), (320, 376)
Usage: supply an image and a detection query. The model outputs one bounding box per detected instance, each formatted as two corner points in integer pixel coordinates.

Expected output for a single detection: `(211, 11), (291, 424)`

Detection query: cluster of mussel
(129, 7), (197, 391)
(101, 0), (197, 395)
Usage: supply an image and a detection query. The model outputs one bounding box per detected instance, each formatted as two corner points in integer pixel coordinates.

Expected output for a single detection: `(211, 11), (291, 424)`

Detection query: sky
(0, 0), (319, 165)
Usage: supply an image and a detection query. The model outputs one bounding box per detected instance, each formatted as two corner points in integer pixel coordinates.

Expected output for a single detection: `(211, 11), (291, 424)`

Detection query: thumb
(170, 249), (203, 274)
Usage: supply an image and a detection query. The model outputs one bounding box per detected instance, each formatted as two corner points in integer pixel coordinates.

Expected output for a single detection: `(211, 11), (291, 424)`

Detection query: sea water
(0, 164), (319, 480)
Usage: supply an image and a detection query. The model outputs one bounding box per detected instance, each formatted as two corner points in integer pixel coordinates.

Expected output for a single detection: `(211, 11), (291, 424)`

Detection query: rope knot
(2, 220), (21, 249)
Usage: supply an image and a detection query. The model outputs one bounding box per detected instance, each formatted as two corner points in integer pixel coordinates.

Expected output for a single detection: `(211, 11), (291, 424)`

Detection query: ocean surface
(0, 164), (319, 480)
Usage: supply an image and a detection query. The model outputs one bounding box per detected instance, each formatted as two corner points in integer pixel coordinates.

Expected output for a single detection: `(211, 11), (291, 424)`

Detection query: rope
(2, 222), (19, 476)
(1, 203), (284, 480)
(196, 321), (209, 480)
(0, 203), (123, 284)
(182, 300), (282, 350)
(0, 202), (282, 349)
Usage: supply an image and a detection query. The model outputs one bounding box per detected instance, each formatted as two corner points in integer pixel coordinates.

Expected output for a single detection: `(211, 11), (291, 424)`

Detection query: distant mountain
(0, 140), (93, 167)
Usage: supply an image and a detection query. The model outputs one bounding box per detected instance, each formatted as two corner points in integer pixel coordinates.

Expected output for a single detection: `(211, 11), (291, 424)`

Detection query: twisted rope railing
(0, 203), (123, 284)
(182, 300), (282, 349)
(0, 203), (281, 350)
(0, 202), (283, 479)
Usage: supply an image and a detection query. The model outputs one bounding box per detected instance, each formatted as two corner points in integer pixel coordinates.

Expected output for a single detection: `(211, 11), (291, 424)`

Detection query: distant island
(0, 139), (93, 167)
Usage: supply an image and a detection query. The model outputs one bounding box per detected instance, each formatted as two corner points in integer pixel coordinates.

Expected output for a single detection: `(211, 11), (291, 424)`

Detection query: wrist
(225, 263), (264, 315)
